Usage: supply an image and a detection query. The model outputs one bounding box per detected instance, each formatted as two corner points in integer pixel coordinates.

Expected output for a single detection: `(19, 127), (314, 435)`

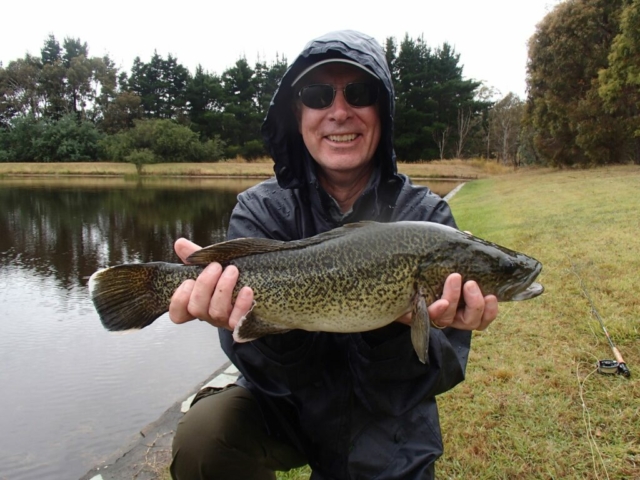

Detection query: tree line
(2, 0), (639, 168)
(0, 32), (523, 167)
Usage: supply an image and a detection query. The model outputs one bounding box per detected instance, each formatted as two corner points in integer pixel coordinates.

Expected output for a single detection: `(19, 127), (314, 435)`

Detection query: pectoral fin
(410, 292), (430, 364)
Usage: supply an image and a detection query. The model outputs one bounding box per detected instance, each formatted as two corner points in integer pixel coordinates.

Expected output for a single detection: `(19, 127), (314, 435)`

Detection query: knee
(170, 386), (271, 479)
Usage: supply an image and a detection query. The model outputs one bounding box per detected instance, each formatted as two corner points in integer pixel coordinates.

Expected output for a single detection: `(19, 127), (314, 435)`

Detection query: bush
(240, 139), (267, 160)
(100, 119), (225, 165)
(0, 114), (103, 161)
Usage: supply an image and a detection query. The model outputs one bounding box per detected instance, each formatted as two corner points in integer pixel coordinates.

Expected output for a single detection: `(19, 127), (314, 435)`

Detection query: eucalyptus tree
(599, 0), (640, 162)
(525, 0), (628, 166)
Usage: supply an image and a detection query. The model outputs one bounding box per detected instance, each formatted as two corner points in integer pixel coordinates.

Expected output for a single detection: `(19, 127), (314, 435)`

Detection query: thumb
(174, 238), (202, 264)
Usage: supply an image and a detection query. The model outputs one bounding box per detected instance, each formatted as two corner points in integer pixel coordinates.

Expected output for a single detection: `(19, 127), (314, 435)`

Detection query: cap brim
(291, 58), (380, 86)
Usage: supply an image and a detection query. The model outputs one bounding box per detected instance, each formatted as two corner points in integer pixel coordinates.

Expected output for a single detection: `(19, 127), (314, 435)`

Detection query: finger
(229, 286), (255, 329)
(452, 280), (485, 329)
(477, 295), (498, 331)
(426, 299), (450, 325)
(207, 265), (240, 327)
(432, 274), (462, 328)
(187, 263), (224, 323)
(169, 280), (196, 324)
(174, 238), (202, 264)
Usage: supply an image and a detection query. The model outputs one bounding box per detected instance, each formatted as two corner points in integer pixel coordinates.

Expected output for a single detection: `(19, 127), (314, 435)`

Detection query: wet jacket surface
(219, 30), (472, 479)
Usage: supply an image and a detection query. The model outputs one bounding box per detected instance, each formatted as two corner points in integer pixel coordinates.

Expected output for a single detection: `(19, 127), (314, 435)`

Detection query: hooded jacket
(219, 30), (472, 479)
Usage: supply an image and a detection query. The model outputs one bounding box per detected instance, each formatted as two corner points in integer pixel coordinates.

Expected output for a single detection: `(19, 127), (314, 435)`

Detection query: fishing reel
(597, 359), (631, 377)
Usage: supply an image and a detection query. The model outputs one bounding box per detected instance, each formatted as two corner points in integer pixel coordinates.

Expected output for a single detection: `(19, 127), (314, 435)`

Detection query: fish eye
(499, 257), (516, 274)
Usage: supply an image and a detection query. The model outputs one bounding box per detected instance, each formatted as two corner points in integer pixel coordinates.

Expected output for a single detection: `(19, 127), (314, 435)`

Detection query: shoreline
(80, 361), (238, 480)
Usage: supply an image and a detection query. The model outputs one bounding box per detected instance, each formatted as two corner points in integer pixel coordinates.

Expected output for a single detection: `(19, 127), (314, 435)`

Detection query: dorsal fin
(186, 221), (376, 265)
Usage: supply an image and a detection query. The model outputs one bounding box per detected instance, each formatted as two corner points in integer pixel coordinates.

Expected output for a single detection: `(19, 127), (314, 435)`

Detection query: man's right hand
(168, 238), (255, 330)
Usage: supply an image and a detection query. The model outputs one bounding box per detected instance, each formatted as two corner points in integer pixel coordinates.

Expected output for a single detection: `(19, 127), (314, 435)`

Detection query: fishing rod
(569, 260), (631, 378)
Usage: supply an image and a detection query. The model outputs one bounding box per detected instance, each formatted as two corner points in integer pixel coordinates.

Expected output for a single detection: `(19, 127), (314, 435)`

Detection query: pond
(0, 175), (461, 480)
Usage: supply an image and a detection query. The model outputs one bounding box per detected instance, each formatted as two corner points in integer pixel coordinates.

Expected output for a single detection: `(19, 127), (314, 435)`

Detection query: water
(0, 177), (256, 480)
(0, 175), (458, 480)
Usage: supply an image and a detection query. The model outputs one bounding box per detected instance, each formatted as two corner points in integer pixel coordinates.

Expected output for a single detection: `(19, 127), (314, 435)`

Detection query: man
(170, 30), (497, 479)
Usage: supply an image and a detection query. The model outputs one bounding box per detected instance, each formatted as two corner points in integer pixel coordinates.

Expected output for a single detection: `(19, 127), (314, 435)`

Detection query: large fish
(89, 221), (543, 364)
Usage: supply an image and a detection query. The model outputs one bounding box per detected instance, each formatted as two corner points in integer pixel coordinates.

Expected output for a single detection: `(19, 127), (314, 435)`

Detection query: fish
(88, 221), (544, 364)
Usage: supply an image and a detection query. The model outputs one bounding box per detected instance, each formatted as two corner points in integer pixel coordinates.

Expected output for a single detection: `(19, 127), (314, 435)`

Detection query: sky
(2, 0), (562, 100)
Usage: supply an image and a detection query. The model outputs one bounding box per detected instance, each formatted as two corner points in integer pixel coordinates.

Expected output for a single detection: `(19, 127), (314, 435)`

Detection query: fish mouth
(510, 282), (544, 301)
(497, 260), (544, 301)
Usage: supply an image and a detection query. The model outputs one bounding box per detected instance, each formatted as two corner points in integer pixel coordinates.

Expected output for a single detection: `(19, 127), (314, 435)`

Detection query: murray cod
(89, 221), (544, 364)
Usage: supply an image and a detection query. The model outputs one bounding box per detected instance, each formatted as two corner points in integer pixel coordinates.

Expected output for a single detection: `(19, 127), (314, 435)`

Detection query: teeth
(328, 134), (357, 142)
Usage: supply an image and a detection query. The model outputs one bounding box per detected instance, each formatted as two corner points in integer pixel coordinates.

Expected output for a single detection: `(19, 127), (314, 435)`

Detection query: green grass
(274, 166), (640, 479)
(436, 165), (640, 479)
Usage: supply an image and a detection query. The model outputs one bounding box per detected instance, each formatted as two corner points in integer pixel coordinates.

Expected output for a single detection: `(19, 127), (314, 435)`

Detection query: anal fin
(233, 308), (291, 343)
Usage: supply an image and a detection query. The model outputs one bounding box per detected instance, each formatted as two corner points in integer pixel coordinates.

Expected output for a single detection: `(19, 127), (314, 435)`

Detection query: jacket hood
(262, 30), (397, 190)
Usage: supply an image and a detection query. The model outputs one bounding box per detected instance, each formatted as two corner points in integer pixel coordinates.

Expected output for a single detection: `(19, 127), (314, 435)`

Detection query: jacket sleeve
(349, 179), (472, 414)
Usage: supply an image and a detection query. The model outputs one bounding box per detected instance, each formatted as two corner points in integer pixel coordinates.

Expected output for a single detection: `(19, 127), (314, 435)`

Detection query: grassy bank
(0, 158), (509, 180)
(275, 165), (640, 479)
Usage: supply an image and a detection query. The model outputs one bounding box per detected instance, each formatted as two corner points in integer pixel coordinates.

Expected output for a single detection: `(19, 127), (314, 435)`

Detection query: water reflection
(0, 178), (258, 289)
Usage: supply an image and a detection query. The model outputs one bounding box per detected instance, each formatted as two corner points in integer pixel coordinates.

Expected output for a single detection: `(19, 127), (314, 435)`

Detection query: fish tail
(89, 262), (201, 331)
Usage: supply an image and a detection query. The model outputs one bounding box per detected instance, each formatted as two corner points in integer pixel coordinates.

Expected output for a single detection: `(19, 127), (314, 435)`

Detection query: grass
(0, 157), (508, 180)
(437, 165), (640, 479)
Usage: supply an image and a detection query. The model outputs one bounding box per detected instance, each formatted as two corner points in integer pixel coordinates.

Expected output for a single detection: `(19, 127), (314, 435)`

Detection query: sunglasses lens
(344, 83), (378, 107)
(300, 85), (335, 109)
(299, 83), (379, 109)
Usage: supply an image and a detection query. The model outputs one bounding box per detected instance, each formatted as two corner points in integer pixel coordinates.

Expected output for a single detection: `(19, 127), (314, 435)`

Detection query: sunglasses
(298, 82), (379, 109)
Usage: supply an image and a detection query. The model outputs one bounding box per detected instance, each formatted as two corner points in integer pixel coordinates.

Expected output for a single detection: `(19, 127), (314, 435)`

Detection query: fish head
(453, 231), (544, 302)
(417, 225), (544, 303)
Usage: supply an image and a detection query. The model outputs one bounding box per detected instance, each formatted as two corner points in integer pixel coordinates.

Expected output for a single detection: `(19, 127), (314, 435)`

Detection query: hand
(168, 238), (254, 330)
(396, 273), (498, 331)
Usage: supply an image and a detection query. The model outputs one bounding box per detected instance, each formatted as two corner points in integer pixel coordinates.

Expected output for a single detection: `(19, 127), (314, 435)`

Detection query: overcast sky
(2, 0), (561, 99)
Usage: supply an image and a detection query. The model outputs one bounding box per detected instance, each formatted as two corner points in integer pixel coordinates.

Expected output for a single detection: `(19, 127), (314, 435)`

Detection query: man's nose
(328, 89), (351, 121)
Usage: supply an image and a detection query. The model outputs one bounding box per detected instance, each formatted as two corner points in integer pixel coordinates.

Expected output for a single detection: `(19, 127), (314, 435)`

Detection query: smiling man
(169, 30), (498, 480)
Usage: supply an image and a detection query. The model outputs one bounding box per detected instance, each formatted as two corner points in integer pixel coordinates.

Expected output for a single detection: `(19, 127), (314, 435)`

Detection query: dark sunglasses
(298, 82), (379, 109)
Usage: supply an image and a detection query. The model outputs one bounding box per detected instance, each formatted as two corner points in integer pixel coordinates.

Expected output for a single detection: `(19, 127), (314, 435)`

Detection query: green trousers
(170, 385), (308, 480)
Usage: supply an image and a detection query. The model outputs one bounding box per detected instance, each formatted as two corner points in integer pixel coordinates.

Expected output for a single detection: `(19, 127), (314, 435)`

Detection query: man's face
(297, 64), (381, 178)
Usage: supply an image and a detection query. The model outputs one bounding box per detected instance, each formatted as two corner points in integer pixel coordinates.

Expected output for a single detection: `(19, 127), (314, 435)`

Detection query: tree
(99, 91), (143, 134)
(185, 65), (224, 141)
(525, 0), (629, 166)
(220, 58), (263, 158)
(454, 107), (474, 159)
(253, 54), (288, 116)
(0, 55), (43, 122)
(127, 52), (190, 120)
(599, 0), (640, 162)
(393, 35), (484, 161)
(489, 92), (524, 166)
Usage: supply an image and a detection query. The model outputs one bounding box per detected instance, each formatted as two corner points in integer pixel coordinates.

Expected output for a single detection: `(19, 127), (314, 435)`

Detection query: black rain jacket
(219, 30), (472, 480)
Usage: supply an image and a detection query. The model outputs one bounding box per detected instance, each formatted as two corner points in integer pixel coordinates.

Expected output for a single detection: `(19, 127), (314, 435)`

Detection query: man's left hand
(396, 273), (498, 331)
